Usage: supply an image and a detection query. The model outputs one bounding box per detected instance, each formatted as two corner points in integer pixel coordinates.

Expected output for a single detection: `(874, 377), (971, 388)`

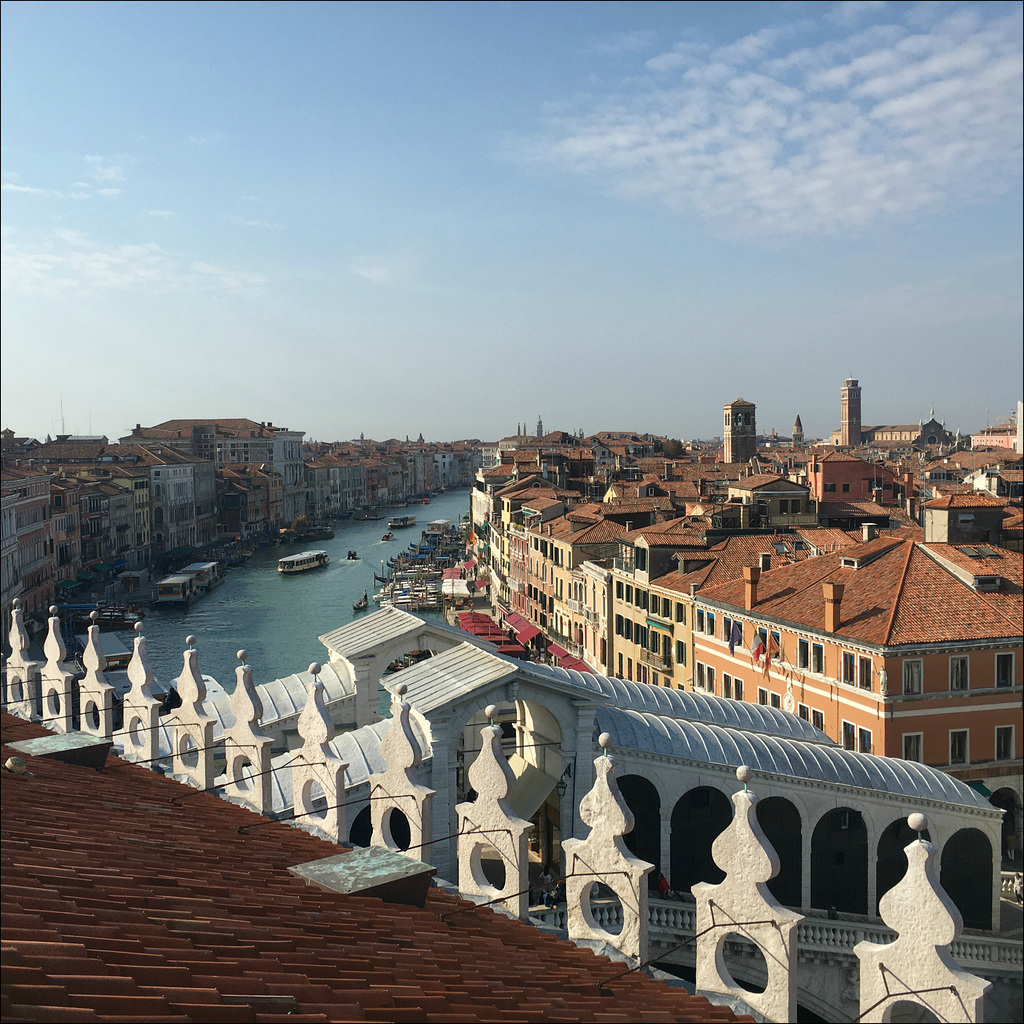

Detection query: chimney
(743, 566), (760, 610)
(823, 581), (844, 633)
(862, 523), (877, 542)
(759, 552), (771, 572)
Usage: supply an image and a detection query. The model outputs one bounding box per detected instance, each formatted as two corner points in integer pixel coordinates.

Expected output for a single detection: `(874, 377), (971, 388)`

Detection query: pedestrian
(1014, 872), (1022, 905)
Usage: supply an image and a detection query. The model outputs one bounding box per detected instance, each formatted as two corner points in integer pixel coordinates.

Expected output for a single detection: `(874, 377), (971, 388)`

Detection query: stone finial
(291, 666), (348, 843)
(693, 769), (803, 1023)
(456, 714), (532, 919)
(562, 739), (653, 962)
(223, 650), (273, 814)
(855, 813), (990, 1023)
(120, 622), (161, 763)
(78, 616), (115, 740)
(170, 638), (216, 790)
(4, 599), (40, 721)
(368, 682), (435, 857)
(7, 598), (30, 669)
(40, 606), (74, 732)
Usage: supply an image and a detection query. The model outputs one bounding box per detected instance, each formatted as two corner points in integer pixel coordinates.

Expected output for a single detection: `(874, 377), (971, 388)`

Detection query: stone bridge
(534, 895), (1023, 1022)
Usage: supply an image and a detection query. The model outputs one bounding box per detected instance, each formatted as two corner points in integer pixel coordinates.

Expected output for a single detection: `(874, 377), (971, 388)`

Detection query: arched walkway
(755, 796), (801, 908)
(940, 828), (992, 930)
(811, 807), (868, 915)
(875, 817), (931, 913)
(990, 787), (1020, 863)
(618, 774), (661, 875)
(670, 786), (730, 894)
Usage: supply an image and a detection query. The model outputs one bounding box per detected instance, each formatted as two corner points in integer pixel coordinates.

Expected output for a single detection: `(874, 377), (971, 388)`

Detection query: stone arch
(755, 795), (801, 908)
(989, 786), (1020, 862)
(939, 827), (992, 930)
(670, 785), (731, 894)
(810, 807), (868, 915)
(617, 774), (661, 875)
(876, 817), (931, 913)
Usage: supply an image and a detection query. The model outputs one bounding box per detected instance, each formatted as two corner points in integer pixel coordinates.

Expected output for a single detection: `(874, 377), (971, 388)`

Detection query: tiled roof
(1, 714), (747, 1024)
(922, 491), (1007, 509)
(698, 540), (1023, 646)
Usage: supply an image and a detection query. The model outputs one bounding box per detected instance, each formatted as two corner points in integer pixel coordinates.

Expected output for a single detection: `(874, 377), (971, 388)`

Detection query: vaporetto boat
(278, 550), (330, 574)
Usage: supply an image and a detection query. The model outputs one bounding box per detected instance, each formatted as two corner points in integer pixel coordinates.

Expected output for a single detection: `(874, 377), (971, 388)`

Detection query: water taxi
(388, 514), (417, 529)
(278, 550), (330, 574)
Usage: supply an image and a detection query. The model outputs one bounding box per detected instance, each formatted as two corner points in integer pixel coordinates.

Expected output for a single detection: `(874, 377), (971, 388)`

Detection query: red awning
(515, 623), (541, 643)
(503, 612), (525, 630)
(463, 559), (477, 569)
(475, 580), (489, 590)
(547, 642), (569, 659)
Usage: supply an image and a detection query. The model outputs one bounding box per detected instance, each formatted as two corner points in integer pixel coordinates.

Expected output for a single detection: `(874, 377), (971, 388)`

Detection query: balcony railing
(639, 648), (672, 671)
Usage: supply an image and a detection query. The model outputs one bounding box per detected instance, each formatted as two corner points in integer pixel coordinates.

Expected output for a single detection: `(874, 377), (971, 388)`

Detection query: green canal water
(138, 488), (473, 691)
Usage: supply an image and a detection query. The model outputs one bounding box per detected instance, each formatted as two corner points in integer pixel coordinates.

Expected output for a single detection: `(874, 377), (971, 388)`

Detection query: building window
(824, 482), (836, 493)
(734, 678), (744, 701)
(842, 652), (856, 685)
(723, 673), (732, 698)
(903, 660), (923, 695)
(996, 726), (1014, 761)
(798, 639), (809, 669)
(757, 687), (768, 706)
(770, 692), (781, 709)
(798, 703), (810, 721)
(626, 585), (633, 604)
(858, 728), (872, 754)
(811, 643), (824, 674)
(723, 616), (733, 645)
(614, 615), (623, 636)
(949, 730), (968, 765)
(696, 663), (705, 689)
(696, 609), (705, 633)
(707, 667), (716, 694)
(842, 483), (850, 493)
(615, 581), (623, 599)
(858, 657), (872, 690)
(903, 733), (923, 762)
(842, 721), (856, 750)
(812, 709), (824, 731)
(675, 602), (685, 623)
(996, 653), (1014, 687)
(675, 640), (687, 666)
(949, 656), (969, 691)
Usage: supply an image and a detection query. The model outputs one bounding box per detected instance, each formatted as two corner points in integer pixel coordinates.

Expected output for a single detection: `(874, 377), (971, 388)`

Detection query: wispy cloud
(351, 255), (412, 286)
(1, 182), (49, 196)
(509, 3), (1022, 237)
(226, 215), (283, 230)
(587, 30), (658, 57)
(1, 227), (266, 295)
(84, 155), (126, 183)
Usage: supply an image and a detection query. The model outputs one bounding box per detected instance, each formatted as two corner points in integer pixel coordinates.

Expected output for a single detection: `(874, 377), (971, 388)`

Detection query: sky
(2, 1), (1021, 444)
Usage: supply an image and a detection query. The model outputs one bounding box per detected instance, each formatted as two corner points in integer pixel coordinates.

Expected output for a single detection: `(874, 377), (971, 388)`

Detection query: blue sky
(2, 1), (1021, 443)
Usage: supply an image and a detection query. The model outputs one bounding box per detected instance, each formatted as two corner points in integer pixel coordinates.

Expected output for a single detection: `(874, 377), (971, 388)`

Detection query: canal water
(138, 489), (474, 691)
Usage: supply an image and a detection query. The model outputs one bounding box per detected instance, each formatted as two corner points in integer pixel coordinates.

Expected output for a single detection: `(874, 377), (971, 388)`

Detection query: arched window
(670, 786), (731, 894)
(811, 807), (868, 915)
(755, 796), (802, 907)
(618, 775), (661, 875)
(940, 828), (992, 930)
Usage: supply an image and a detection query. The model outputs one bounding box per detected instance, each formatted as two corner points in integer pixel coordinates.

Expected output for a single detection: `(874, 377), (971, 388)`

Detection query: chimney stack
(824, 581), (845, 633)
(744, 566), (761, 610)
(862, 523), (878, 542)
(759, 552), (771, 572)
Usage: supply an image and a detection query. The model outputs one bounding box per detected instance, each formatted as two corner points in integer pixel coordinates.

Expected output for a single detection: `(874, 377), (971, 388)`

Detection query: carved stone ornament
(120, 622), (161, 763)
(4, 599), (40, 720)
(291, 665), (348, 843)
(222, 651), (273, 815)
(170, 637), (216, 790)
(78, 613), (116, 740)
(854, 812), (990, 1023)
(562, 732), (653, 962)
(40, 606), (74, 732)
(456, 704), (532, 919)
(693, 765), (803, 1023)
(369, 683), (435, 858)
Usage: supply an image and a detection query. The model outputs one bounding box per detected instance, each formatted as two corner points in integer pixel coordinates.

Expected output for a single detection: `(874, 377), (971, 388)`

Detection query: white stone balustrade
(39, 606), (74, 733)
(562, 732), (653, 963)
(222, 650), (273, 815)
(291, 664), (348, 843)
(855, 812), (990, 1023)
(693, 765), (803, 1024)
(4, 599), (40, 721)
(120, 622), (162, 763)
(369, 682), (435, 857)
(78, 612), (116, 740)
(170, 636), (217, 790)
(456, 704), (531, 919)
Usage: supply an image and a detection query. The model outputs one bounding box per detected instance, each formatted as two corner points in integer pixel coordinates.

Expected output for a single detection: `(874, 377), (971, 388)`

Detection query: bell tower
(724, 399), (756, 464)
(841, 378), (862, 447)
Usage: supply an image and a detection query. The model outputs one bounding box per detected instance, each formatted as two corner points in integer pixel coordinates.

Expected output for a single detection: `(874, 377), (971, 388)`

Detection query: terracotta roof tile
(2, 715), (748, 1024)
